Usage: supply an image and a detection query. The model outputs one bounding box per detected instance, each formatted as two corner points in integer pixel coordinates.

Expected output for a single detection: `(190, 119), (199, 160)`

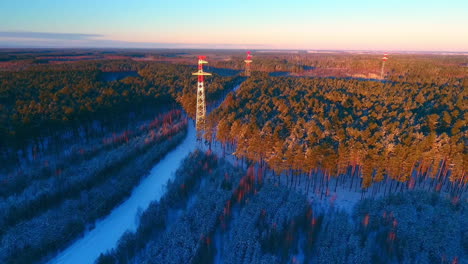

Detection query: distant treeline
(212, 53), (468, 84)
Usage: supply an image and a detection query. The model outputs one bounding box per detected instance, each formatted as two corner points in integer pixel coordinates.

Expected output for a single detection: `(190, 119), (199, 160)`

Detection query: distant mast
(244, 51), (253, 76)
(192, 56), (211, 139)
(381, 53), (388, 79)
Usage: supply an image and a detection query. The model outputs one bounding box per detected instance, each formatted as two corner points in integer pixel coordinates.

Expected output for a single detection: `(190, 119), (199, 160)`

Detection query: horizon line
(0, 46), (467, 54)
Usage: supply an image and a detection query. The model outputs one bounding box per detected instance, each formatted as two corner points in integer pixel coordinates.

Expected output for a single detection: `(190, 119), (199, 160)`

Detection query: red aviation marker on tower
(381, 53), (389, 79)
(192, 56), (212, 139)
(382, 53), (388, 61)
(244, 51), (253, 76)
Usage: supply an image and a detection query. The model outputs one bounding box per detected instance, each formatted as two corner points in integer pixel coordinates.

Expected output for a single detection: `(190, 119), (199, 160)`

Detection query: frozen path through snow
(49, 121), (197, 264)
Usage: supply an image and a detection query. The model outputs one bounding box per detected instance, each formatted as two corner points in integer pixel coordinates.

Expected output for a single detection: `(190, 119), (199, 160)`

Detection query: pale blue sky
(0, 0), (467, 50)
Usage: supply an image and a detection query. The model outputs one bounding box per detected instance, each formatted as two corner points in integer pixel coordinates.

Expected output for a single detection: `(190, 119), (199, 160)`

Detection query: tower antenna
(192, 56), (212, 139)
(244, 51), (253, 76)
(381, 53), (388, 79)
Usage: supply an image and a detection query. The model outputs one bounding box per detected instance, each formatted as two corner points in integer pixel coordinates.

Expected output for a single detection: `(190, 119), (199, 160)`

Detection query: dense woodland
(0, 59), (239, 146)
(0, 51), (239, 264)
(0, 55), (244, 263)
(98, 150), (467, 264)
(0, 109), (187, 264)
(97, 150), (246, 264)
(208, 73), (467, 197)
(0, 50), (466, 263)
(314, 191), (466, 264)
(0, 59), (240, 173)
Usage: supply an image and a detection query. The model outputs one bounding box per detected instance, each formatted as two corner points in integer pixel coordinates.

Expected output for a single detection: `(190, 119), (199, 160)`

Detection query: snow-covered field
(49, 121), (197, 264)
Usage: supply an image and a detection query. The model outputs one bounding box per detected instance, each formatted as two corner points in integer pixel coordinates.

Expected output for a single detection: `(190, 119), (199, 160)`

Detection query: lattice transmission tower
(192, 56), (211, 139)
(244, 51), (252, 76)
(381, 53), (388, 79)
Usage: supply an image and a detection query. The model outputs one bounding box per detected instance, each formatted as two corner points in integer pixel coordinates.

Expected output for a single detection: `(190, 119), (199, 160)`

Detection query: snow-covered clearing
(49, 81), (245, 264)
(48, 121), (197, 264)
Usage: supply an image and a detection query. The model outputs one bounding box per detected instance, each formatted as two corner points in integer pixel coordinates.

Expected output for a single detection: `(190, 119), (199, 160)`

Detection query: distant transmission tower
(192, 56), (211, 139)
(381, 53), (388, 79)
(244, 51), (252, 76)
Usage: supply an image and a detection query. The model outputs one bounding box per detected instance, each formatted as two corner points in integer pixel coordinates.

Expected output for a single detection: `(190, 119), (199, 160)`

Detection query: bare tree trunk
(388, 180), (394, 195)
(334, 176), (339, 192)
(298, 172), (302, 188)
(354, 167), (361, 192)
(320, 171), (325, 200)
(349, 166), (356, 191)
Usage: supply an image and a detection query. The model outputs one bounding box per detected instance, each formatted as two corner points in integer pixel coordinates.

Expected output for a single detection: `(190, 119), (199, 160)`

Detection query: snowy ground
(48, 121), (197, 264)
(202, 141), (366, 213)
(205, 137), (467, 215)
